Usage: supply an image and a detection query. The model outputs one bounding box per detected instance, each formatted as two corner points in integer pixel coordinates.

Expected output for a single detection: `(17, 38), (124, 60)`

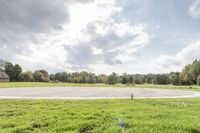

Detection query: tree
(20, 71), (34, 82)
(14, 64), (22, 81)
(155, 74), (169, 85)
(145, 77), (152, 84)
(34, 70), (50, 82)
(152, 79), (157, 84)
(4, 62), (22, 81)
(50, 74), (55, 81)
(128, 76), (134, 84)
(171, 74), (180, 85)
(97, 74), (108, 83)
(179, 61), (200, 85)
(4, 62), (15, 81)
(190, 60), (200, 83)
(122, 77), (128, 84)
(197, 75), (200, 86)
(107, 72), (118, 85)
(34, 71), (43, 82)
(134, 78), (143, 84)
(0, 60), (7, 71)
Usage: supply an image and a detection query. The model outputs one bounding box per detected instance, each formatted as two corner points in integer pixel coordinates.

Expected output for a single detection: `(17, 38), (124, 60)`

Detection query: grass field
(0, 99), (200, 133)
(0, 82), (200, 91)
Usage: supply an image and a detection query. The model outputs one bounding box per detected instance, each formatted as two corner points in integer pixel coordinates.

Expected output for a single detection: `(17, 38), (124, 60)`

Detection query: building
(0, 71), (9, 82)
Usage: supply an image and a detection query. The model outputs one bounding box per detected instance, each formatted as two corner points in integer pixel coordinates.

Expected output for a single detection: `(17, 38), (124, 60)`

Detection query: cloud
(0, 0), (73, 64)
(0, 0), (71, 33)
(153, 39), (200, 72)
(63, 14), (150, 71)
(189, 0), (200, 18)
(0, 0), (151, 73)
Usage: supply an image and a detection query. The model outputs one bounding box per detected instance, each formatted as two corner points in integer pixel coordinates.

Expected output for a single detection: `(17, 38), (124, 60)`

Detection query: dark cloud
(65, 44), (122, 66)
(0, 0), (69, 33)
(0, 0), (93, 63)
(66, 44), (96, 65)
(85, 22), (139, 50)
(63, 21), (143, 69)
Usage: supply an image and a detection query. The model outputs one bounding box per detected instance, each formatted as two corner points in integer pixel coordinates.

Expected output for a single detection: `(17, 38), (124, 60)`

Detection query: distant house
(0, 71), (9, 82)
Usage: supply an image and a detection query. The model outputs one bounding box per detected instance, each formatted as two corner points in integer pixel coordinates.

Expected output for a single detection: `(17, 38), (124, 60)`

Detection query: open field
(0, 82), (200, 91)
(0, 99), (200, 133)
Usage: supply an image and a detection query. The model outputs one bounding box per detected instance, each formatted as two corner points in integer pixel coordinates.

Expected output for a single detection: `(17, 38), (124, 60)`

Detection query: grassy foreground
(0, 99), (200, 133)
(0, 82), (200, 91)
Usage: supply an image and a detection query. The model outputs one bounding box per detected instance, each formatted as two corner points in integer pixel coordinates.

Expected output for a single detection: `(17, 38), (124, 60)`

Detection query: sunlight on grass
(0, 99), (200, 132)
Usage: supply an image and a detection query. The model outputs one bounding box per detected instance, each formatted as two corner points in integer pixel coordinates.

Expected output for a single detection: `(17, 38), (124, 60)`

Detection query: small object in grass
(119, 118), (124, 128)
(189, 86), (192, 89)
(131, 93), (134, 100)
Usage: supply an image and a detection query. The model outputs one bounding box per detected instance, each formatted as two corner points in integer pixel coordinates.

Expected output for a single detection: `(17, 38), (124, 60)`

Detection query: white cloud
(152, 39), (200, 72)
(189, 0), (200, 18)
(0, 0), (151, 73)
(62, 1), (151, 71)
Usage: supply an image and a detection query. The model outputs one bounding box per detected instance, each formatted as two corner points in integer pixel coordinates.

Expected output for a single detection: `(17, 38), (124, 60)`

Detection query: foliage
(122, 77), (128, 84)
(4, 62), (22, 81)
(145, 76), (152, 84)
(19, 71), (34, 82)
(107, 72), (118, 85)
(154, 74), (169, 85)
(0, 59), (7, 71)
(34, 70), (50, 82)
(179, 60), (200, 85)
(169, 72), (180, 85)
(197, 75), (200, 86)
(1, 59), (200, 85)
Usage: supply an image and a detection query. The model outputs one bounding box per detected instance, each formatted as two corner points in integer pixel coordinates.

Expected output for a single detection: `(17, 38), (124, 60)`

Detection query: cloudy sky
(0, 0), (200, 74)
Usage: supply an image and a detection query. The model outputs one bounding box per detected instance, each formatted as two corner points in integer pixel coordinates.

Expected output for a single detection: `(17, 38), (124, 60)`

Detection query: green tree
(145, 77), (152, 84)
(50, 74), (55, 81)
(134, 78), (143, 84)
(4, 62), (15, 81)
(14, 64), (22, 81)
(197, 75), (200, 86)
(128, 76), (134, 84)
(20, 71), (34, 82)
(4, 62), (22, 81)
(190, 60), (200, 83)
(122, 77), (128, 84)
(171, 74), (180, 85)
(97, 74), (108, 83)
(34, 70), (50, 82)
(107, 72), (118, 85)
(0, 60), (7, 71)
(155, 74), (169, 85)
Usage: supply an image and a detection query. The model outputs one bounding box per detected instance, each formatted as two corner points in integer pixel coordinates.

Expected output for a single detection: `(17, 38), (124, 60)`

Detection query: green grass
(0, 99), (200, 132)
(0, 82), (200, 91)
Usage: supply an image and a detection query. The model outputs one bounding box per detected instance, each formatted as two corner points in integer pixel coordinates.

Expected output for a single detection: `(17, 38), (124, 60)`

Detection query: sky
(0, 0), (200, 74)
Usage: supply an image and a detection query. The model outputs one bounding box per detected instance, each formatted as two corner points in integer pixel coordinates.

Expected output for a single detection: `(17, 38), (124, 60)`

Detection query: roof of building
(0, 71), (9, 79)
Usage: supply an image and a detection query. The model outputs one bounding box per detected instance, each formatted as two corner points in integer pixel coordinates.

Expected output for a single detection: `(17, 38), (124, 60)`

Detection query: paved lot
(0, 87), (200, 100)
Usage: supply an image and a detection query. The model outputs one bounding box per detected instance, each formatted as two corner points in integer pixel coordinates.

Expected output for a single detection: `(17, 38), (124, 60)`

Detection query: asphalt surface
(0, 87), (200, 100)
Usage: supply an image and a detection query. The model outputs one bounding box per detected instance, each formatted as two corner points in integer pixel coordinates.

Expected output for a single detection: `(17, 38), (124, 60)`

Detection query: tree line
(0, 59), (200, 85)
